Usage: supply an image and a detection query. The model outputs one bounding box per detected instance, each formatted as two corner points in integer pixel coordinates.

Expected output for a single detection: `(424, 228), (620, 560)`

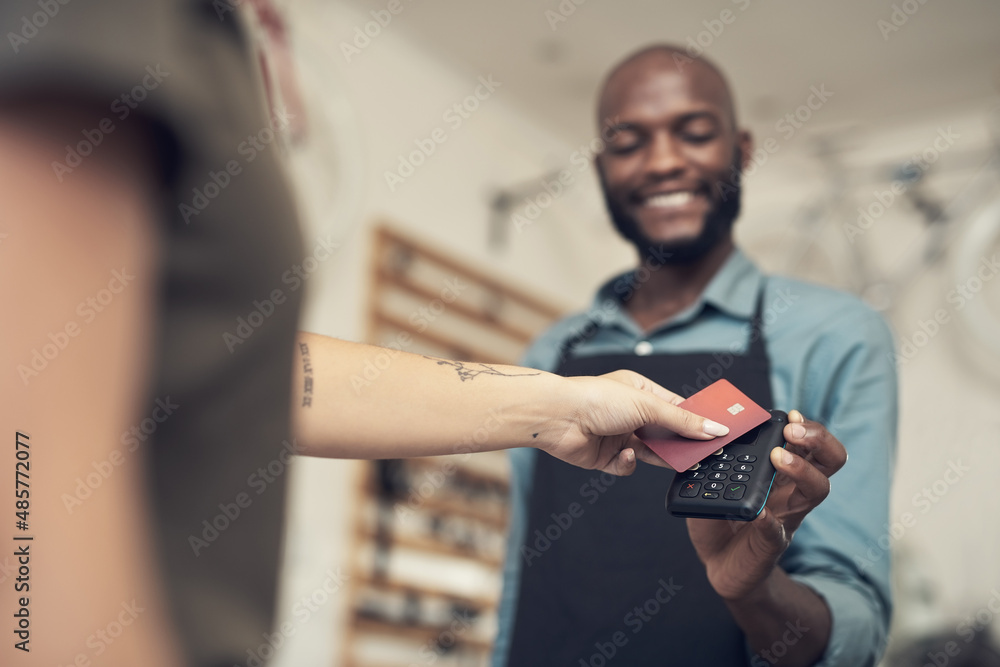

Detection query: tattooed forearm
(300, 342), (314, 407)
(425, 357), (541, 382)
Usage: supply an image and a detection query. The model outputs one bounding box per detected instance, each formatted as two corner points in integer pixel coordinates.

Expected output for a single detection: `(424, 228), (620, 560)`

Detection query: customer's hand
(540, 369), (730, 476)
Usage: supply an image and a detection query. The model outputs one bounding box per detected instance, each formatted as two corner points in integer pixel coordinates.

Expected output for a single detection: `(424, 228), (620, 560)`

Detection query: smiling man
(493, 46), (899, 666)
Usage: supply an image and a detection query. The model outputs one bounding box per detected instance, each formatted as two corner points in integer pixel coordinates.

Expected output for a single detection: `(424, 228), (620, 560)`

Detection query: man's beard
(600, 150), (743, 264)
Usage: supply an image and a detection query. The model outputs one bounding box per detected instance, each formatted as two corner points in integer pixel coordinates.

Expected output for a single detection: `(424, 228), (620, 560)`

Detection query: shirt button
(634, 340), (654, 356)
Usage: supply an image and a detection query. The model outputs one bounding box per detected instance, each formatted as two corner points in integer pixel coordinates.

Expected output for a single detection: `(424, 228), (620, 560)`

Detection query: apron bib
(507, 288), (772, 666)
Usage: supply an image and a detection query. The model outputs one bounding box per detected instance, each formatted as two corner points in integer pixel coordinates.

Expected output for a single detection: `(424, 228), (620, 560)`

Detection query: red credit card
(636, 379), (770, 471)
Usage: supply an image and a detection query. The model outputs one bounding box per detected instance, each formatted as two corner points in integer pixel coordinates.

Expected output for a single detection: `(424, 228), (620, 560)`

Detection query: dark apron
(507, 288), (773, 666)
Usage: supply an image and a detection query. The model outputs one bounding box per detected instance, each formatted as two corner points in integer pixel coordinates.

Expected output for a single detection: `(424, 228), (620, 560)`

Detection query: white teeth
(645, 191), (694, 208)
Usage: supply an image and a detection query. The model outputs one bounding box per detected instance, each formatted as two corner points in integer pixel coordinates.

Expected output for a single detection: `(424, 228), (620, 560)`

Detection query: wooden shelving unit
(338, 225), (565, 667)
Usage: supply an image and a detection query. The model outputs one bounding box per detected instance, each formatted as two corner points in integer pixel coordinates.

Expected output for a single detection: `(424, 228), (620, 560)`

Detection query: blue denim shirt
(493, 249), (898, 667)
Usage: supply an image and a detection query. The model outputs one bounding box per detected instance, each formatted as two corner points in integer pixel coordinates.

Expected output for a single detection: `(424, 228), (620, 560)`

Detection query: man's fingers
(747, 507), (789, 560)
(769, 446), (831, 509)
(782, 418), (848, 476)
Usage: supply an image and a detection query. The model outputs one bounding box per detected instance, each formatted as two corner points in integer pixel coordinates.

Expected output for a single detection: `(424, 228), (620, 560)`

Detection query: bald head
(598, 45), (738, 131)
(592, 44), (752, 265)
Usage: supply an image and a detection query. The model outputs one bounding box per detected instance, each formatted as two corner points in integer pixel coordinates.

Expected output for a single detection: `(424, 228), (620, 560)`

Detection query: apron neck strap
(559, 278), (771, 362)
(746, 278), (769, 358)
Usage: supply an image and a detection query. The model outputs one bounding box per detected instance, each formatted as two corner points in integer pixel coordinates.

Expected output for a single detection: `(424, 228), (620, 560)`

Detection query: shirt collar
(588, 247), (764, 333)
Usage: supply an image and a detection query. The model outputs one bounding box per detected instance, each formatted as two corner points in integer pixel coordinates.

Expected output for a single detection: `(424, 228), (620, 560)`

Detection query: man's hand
(540, 369), (730, 477)
(687, 410), (848, 600)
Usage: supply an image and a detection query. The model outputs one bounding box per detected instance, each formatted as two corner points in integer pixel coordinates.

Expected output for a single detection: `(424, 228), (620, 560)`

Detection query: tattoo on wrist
(424, 357), (541, 382)
(300, 342), (314, 407)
